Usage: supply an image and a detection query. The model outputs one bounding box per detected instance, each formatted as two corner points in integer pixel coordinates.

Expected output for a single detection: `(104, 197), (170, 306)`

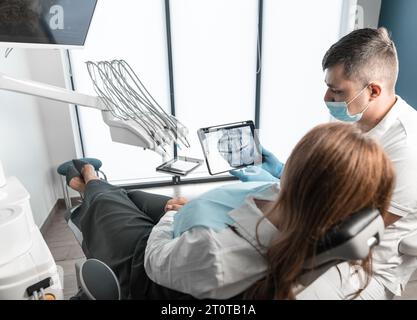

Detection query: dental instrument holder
(0, 63), (189, 157)
(156, 156), (203, 178)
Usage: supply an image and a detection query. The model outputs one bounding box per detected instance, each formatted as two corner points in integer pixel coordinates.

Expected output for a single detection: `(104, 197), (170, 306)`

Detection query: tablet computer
(156, 156), (203, 176)
(197, 120), (262, 175)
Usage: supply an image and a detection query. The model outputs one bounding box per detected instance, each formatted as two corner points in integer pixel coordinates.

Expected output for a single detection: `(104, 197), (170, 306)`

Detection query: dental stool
(59, 158), (107, 246)
(57, 158), (106, 210)
(70, 208), (387, 300)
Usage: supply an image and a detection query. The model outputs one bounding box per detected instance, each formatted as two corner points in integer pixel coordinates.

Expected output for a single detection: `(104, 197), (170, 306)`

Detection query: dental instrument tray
(156, 156), (203, 176)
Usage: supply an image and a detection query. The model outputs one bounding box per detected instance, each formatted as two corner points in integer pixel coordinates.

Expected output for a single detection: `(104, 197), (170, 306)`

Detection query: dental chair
(66, 206), (410, 300)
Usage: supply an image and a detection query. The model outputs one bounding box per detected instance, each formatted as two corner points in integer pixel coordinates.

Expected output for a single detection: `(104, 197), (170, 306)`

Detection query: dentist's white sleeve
(144, 211), (223, 299)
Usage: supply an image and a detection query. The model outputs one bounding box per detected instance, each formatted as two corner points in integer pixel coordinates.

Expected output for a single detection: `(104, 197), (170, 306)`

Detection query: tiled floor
(42, 182), (417, 300)
(43, 204), (85, 300)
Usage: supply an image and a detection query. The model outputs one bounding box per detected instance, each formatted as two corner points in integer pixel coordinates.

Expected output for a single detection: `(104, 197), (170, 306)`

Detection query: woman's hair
(246, 122), (395, 300)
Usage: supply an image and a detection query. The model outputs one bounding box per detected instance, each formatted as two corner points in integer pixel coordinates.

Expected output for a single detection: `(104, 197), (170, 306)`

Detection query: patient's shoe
(72, 159), (101, 185)
(72, 159), (90, 175)
(66, 165), (83, 187)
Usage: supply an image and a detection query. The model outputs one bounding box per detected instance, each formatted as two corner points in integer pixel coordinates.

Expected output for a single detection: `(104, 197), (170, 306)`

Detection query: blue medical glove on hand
(229, 166), (279, 182)
(261, 147), (284, 179)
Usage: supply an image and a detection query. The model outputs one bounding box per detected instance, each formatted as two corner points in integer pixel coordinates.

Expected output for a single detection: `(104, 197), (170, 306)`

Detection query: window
(259, 0), (344, 161)
(169, 0), (259, 178)
(70, 0), (172, 184)
(70, 0), (348, 185)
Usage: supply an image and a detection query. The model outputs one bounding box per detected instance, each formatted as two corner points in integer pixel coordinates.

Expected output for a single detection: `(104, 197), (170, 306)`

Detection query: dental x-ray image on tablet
(198, 121), (262, 175)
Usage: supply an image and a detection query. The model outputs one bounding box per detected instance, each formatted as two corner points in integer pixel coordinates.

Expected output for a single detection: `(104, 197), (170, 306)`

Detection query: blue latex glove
(229, 166), (279, 182)
(260, 147), (284, 179)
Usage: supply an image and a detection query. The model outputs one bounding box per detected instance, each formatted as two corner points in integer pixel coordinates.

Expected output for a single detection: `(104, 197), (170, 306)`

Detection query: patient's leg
(127, 190), (171, 224)
(79, 163), (100, 184)
(68, 176), (86, 193)
(68, 164), (171, 222)
(67, 163), (98, 194)
(74, 169), (191, 300)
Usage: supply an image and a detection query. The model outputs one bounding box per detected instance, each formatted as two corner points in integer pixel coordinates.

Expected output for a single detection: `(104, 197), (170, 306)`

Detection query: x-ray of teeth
(200, 123), (260, 175)
(217, 128), (255, 168)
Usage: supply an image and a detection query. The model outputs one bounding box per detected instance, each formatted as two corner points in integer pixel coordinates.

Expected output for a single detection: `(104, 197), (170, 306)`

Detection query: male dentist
(232, 27), (417, 299)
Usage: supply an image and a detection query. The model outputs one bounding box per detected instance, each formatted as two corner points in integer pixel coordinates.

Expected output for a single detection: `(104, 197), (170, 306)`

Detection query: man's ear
(369, 83), (382, 99)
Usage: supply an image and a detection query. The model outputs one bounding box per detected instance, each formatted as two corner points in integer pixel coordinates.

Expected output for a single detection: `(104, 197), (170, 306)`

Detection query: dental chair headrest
(315, 208), (382, 259)
(299, 208), (384, 287)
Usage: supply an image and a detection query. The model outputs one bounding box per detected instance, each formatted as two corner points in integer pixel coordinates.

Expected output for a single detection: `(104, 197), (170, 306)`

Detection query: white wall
(0, 48), (78, 227)
(26, 49), (81, 197)
(259, 0), (344, 162)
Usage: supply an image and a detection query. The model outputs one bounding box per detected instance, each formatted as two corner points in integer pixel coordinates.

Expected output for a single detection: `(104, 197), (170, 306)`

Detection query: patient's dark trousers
(76, 179), (192, 299)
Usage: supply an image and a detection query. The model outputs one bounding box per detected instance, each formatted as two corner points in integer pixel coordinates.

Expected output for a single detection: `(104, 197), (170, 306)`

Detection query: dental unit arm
(0, 60), (190, 157)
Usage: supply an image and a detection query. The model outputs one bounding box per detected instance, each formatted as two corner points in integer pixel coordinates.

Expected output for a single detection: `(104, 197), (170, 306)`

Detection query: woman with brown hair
(68, 122), (395, 299)
(245, 122), (395, 299)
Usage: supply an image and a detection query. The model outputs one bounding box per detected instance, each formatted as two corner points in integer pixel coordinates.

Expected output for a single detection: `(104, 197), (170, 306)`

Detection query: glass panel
(259, 0), (344, 161)
(169, 0), (259, 178)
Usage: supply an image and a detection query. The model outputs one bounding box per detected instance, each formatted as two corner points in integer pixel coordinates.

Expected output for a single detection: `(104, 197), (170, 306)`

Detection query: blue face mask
(325, 85), (371, 122)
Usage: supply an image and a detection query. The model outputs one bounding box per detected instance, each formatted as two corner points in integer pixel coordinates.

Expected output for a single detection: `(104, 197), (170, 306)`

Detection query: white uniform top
(365, 96), (417, 295)
(144, 96), (417, 299)
(144, 182), (280, 299)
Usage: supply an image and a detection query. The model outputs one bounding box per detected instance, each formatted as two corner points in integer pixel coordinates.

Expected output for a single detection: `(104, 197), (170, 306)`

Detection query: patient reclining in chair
(66, 122), (395, 300)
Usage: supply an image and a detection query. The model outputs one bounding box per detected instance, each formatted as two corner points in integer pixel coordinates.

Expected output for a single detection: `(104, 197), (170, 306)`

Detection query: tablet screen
(198, 121), (261, 175)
